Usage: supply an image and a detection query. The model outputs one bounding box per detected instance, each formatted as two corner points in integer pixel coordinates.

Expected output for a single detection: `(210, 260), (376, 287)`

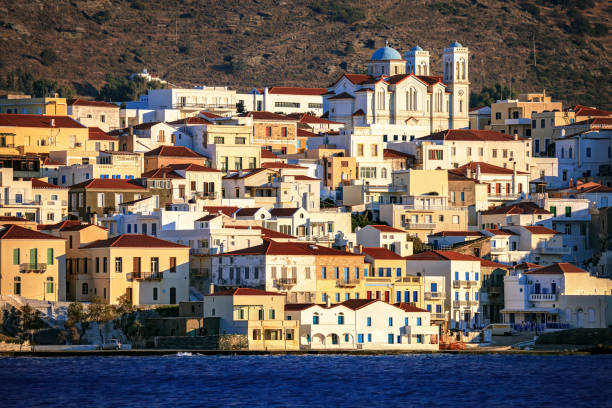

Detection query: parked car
(99, 339), (121, 350)
(483, 323), (513, 336)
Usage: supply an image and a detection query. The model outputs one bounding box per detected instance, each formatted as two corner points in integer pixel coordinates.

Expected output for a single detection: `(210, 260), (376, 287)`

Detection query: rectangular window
(565, 207), (571, 217)
(115, 257), (122, 273)
(338, 315), (344, 325)
(103, 257), (107, 273)
(153, 288), (158, 301)
(170, 257), (176, 273)
(396, 268), (402, 277)
(388, 317), (393, 327)
(47, 248), (54, 265)
(357, 334), (364, 344)
(313, 315), (319, 325)
(321, 266), (326, 279)
(269, 309), (275, 320)
(95, 257), (100, 273)
(388, 333), (394, 344)
(151, 257), (159, 273)
(367, 317), (372, 326)
(412, 291), (418, 303)
(13, 248), (20, 265)
(428, 150), (443, 160)
(417, 317), (422, 326)
(416, 335), (423, 343)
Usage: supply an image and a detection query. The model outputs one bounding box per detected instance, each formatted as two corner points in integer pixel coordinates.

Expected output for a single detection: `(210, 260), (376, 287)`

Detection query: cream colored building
(75, 234), (190, 305)
(204, 288), (299, 350)
(56, 151), (142, 187)
(531, 110), (576, 156)
(67, 99), (120, 132)
(0, 224), (66, 301)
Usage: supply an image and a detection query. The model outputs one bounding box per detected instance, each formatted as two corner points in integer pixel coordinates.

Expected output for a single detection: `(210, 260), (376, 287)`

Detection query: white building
(238, 87), (327, 116)
(325, 41), (470, 138)
(284, 299), (438, 350)
(355, 224), (414, 257)
(555, 129), (611, 187)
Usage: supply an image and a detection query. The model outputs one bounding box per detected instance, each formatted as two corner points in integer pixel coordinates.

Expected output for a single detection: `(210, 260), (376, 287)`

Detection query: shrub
(40, 49), (58, 66)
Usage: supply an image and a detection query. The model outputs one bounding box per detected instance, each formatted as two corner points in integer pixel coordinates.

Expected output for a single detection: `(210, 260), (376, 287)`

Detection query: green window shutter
(29, 248), (37, 268)
(13, 248), (19, 265)
(47, 248), (54, 265)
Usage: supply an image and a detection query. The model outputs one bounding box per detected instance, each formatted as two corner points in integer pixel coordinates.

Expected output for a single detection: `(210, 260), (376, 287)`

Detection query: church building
(324, 41), (470, 140)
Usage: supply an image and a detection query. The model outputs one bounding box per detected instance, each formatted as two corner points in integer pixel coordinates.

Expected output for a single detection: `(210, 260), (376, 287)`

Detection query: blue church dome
(371, 44), (402, 60)
(411, 45), (423, 52)
(450, 41), (463, 48)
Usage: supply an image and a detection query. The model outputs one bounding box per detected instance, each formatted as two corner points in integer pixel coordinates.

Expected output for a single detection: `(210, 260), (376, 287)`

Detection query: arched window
(331, 333), (339, 345)
(377, 90), (385, 110)
(344, 334), (349, 342)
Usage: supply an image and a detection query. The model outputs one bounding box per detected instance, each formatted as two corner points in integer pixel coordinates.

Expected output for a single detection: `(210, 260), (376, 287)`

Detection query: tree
(88, 297), (118, 344)
(351, 210), (380, 232)
(113, 294), (142, 344)
(236, 100), (245, 113)
(470, 83), (516, 108)
(406, 235), (427, 253)
(65, 301), (90, 344)
(17, 305), (45, 350)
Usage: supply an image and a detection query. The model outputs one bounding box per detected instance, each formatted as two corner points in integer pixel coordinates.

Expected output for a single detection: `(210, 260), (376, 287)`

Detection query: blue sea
(0, 354), (611, 407)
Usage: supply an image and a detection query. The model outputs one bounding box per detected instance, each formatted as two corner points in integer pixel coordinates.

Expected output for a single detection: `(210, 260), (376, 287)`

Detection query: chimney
(91, 213), (98, 226)
(475, 164), (481, 181)
(513, 134), (518, 141)
(50, 118), (55, 127)
(209, 283), (214, 294)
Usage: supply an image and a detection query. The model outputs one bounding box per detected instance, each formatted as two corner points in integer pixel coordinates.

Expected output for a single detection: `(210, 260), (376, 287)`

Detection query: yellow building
(489, 92), (562, 137)
(74, 234), (190, 306)
(0, 114), (89, 155)
(204, 287), (299, 350)
(0, 95), (68, 115)
(361, 246), (425, 308)
(0, 224), (66, 301)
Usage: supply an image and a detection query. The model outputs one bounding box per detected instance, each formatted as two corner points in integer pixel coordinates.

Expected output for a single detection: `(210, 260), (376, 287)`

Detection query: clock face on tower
(458, 90), (464, 96)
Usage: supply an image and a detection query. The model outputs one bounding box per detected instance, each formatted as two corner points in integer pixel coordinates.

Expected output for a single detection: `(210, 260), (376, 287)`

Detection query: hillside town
(0, 41), (611, 352)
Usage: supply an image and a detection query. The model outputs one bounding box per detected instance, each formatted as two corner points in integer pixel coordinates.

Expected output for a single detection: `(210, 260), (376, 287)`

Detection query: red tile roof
(416, 75), (446, 86)
(260, 149), (279, 159)
(570, 117), (612, 127)
(367, 225), (407, 233)
(88, 127), (118, 141)
(261, 162), (306, 169)
(222, 168), (267, 180)
(82, 234), (187, 248)
(234, 208), (263, 217)
(269, 207), (301, 217)
(0, 114), (86, 128)
(340, 299), (379, 310)
(31, 179), (65, 189)
(0, 216), (28, 222)
(394, 302), (429, 313)
(514, 262), (540, 270)
(69, 179), (146, 190)
(0, 224), (65, 240)
(207, 288), (285, 297)
(522, 226), (559, 235)
(219, 239), (363, 257)
(429, 231), (483, 237)
(167, 116), (214, 125)
(286, 113), (343, 125)
(268, 87), (328, 96)
(525, 262), (586, 275)
(199, 111), (224, 119)
(291, 175), (319, 181)
(297, 128), (318, 138)
(285, 303), (317, 311)
(42, 157), (64, 166)
(451, 161), (529, 175)
(328, 92), (355, 100)
(419, 129), (520, 142)
(166, 163), (220, 173)
(202, 206), (239, 217)
(571, 105), (612, 118)
(68, 98), (119, 108)
(196, 214), (223, 222)
(140, 167), (184, 179)
(480, 202), (551, 215)
(486, 229), (518, 236)
(144, 146), (204, 158)
(39, 220), (106, 232)
(383, 148), (414, 160)
(341, 74), (373, 85)
(240, 111), (296, 121)
(405, 250), (509, 269)
(361, 246), (404, 260)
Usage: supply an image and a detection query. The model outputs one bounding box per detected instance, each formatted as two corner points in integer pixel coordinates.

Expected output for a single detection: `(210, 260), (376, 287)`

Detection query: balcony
(168, 102), (235, 110)
(130, 271), (163, 281)
(402, 222), (436, 230)
(396, 276), (422, 284)
(535, 246), (571, 255)
(430, 313), (447, 320)
(193, 192), (218, 200)
(490, 246), (509, 254)
(216, 278), (242, 287)
(504, 118), (531, 125)
(275, 278), (297, 289)
(19, 263), (47, 273)
(452, 300), (479, 308)
(336, 278), (360, 288)
(425, 291), (445, 300)
(190, 248), (210, 256)
(452, 280), (478, 288)
(529, 293), (557, 302)
(488, 286), (503, 295)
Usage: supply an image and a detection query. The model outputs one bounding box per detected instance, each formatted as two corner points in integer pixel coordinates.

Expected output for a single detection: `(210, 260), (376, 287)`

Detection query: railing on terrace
(430, 313), (447, 320)
(396, 276), (422, 283)
(336, 278), (360, 287)
(402, 222), (436, 230)
(19, 263), (47, 273)
(425, 291), (445, 300)
(128, 271), (163, 281)
(529, 293), (557, 301)
(275, 278), (297, 288)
